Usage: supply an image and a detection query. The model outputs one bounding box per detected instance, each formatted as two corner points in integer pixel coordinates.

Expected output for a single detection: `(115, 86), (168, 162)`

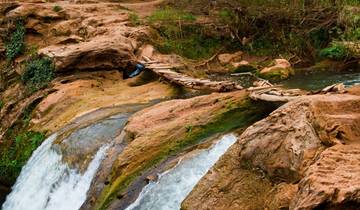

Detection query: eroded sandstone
(182, 90), (360, 210)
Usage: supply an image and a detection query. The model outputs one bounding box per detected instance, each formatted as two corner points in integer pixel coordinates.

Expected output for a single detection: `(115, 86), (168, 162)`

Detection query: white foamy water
(2, 134), (109, 210)
(126, 134), (237, 210)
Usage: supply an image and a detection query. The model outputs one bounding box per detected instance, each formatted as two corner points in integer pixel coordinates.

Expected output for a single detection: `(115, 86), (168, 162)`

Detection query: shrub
(319, 44), (349, 60)
(21, 57), (55, 90)
(5, 22), (26, 61)
(0, 131), (46, 183)
(53, 5), (63, 12)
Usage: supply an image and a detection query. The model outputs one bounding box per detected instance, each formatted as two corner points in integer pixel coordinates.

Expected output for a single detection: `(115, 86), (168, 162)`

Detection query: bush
(319, 44), (349, 60)
(5, 22), (26, 61)
(0, 131), (46, 183)
(21, 57), (55, 90)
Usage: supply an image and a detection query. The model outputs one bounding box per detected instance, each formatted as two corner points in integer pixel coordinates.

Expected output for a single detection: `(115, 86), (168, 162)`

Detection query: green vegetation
(128, 13), (141, 26)
(167, 0), (359, 63)
(21, 57), (55, 91)
(5, 21), (26, 61)
(148, 7), (228, 60)
(148, 7), (196, 23)
(0, 100), (4, 109)
(0, 131), (46, 183)
(53, 5), (63, 12)
(319, 44), (349, 60)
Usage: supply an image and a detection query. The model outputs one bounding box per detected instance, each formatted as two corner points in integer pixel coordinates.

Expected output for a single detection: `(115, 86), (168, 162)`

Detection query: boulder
(39, 35), (136, 72)
(218, 51), (243, 65)
(6, 4), (63, 20)
(260, 58), (293, 81)
(182, 91), (360, 210)
(291, 144), (360, 209)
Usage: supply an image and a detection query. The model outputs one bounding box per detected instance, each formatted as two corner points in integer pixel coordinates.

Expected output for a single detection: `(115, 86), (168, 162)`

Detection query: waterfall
(126, 134), (237, 210)
(2, 134), (109, 210)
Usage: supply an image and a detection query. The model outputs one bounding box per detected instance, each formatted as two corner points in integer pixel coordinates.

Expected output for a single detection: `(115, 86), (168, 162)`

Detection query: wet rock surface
(182, 89), (360, 210)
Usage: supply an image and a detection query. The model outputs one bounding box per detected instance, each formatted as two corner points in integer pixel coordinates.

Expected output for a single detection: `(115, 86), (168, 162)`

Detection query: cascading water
(1, 134), (109, 210)
(2, 113), (129, 210)
(126, 134), (237, 210)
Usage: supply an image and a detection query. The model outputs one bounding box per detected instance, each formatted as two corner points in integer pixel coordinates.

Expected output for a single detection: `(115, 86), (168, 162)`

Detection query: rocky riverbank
(1, 0), (360, 209)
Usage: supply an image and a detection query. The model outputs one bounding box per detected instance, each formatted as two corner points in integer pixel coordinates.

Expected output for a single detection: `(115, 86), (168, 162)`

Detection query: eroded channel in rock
(126, 134), (237, 210)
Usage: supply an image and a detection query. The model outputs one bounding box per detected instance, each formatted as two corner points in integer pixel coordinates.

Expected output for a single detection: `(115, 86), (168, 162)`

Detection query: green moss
(0, 100), (3, 110)
(5, 21), (26, 61)
(0, 131), (46, 183)
(53, 5), (63, 12)
(95, 98), (274, 210)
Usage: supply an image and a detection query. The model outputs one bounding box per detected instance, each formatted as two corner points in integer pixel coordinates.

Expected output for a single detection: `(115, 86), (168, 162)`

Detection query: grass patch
(148, 7), (227, 60)
(148, 7), (196, 23)
(21, 56), (55, 91)
(5, 21), (26, 61)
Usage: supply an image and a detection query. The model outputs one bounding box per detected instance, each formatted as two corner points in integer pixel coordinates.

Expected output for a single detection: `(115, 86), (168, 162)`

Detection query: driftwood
(249, 87), (305, 102)
(143, 56), (243, 92)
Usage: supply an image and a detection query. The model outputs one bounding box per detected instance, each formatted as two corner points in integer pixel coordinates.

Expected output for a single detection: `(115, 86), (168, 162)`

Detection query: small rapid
(126, 134), (237, 210)
(2, 134), (109, 210)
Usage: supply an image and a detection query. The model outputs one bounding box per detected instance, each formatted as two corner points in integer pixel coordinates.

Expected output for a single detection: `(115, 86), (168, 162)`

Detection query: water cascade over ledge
(2, 113), (130, 210)
(1, 133), (108, 210)
(126, 134), (237, 210)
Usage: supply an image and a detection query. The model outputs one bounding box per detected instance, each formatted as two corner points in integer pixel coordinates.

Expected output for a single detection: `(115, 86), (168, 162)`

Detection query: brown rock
(183, 91), (360, 210)
(218, 51), (243, 65)
(145, 174), (158, 183)
(291, 144), (360, 210)
(260, 58), (293, 80)
(7, 4), (62, 20)
(39, 35), (136, 72)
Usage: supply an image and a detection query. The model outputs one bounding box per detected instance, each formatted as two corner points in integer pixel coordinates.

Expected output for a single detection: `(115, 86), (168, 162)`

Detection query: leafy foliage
(319, 44), (349, 60)
(21, 57), (55, 90)
(5, 22), (26, 61)
(0, 131), (46, 183)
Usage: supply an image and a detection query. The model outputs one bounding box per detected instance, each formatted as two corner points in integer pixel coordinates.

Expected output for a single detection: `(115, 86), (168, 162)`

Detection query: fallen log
(249, 88), (305, 102)
(143, 56), (243, 92)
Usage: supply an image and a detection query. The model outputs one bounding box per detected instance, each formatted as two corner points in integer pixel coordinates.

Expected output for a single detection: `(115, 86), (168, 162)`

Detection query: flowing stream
(2, 134), (108, 210)
(126, 134), (237, 210)
(2, 113), (129, 210)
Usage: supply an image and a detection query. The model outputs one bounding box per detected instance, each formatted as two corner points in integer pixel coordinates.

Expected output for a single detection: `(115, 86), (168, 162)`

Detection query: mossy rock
(258, 67), (294, 82)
